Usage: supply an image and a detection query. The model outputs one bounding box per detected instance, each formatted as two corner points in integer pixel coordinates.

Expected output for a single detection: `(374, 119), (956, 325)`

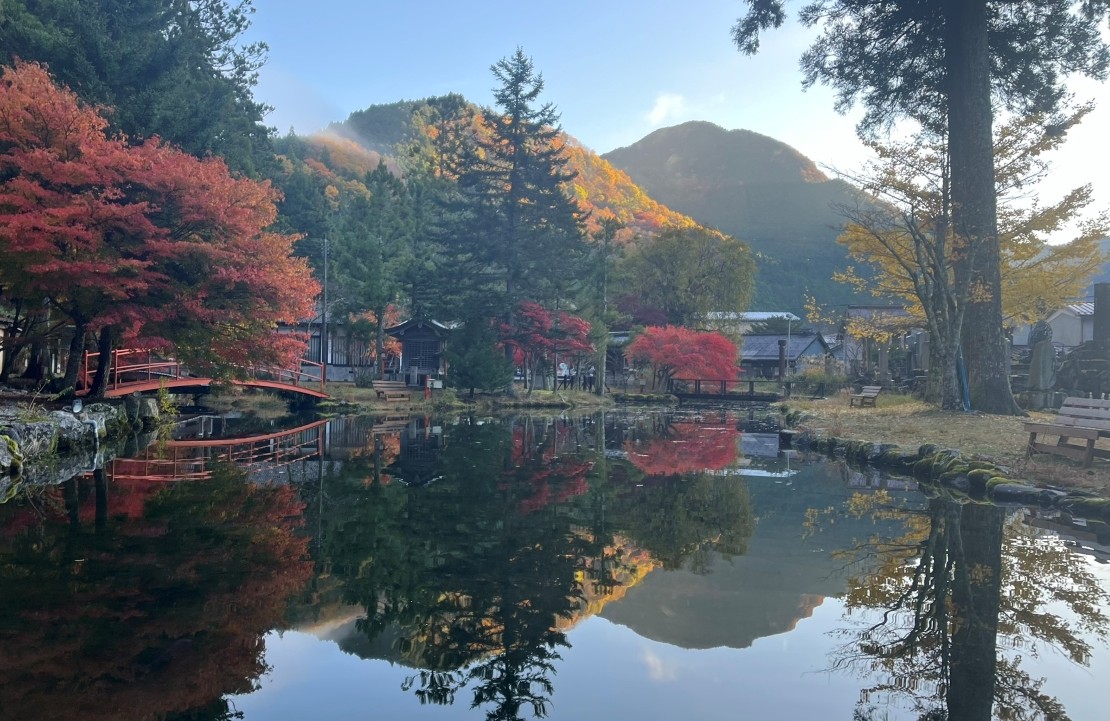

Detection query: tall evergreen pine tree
(444, 48), (587, 319)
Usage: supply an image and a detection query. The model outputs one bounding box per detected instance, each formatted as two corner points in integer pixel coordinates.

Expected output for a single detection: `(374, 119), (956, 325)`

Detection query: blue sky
(245, 1), (1109, 237)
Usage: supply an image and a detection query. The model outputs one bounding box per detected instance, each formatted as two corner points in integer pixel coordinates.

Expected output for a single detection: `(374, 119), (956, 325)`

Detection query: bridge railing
(81, 349), (326, 395)
(108, 419), (327, 482)
(669, 378), (793, 399)
(81, 349), (183, 392)
(241, 360), (326, 392)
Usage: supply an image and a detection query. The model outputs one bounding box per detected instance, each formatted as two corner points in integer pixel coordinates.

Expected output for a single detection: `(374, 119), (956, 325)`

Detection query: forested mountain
(329, 97), (700, 240)
(602, 121), (872, 314)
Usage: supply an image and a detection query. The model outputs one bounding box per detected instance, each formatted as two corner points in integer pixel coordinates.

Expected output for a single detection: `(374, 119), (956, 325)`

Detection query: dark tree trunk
(928, 333), (964, 411)
(13, 301), (56, 383)
(89, 325), (114, 398)
(0, 301), (29, 383)
(58, 319), (87, 397)
(944, 0), (1020, 415)
(947, 502), (1005, 721)
(21, 325), (48, 381)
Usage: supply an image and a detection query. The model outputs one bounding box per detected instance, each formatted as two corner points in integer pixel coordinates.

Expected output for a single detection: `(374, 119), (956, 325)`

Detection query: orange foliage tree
(626, 326), (739, 389)
(0, 62), (317, 392)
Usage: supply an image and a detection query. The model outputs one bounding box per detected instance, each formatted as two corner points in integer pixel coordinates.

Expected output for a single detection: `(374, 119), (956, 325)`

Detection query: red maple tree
(626, 325), (739, 388)
(0, 62), (318, 391)
(500, 300), (593, 388)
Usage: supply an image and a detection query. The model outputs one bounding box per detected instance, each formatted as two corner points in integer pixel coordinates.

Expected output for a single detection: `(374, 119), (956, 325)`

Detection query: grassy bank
(778, 392), (1109, 496)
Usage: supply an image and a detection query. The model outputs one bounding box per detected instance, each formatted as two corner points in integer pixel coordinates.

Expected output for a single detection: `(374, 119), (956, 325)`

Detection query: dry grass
(784, 391), (1110, 495)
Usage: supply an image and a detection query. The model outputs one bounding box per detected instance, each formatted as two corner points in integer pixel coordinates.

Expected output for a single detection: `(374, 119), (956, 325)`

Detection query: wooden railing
(107, 419), (328, 482)
(668, 378), (793, 399)
(80, 349), (326, 397)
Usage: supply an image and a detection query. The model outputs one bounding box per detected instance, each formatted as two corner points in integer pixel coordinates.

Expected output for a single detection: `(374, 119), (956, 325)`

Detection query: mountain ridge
(319, 102), (869, 315)
(602, 120), (872, 314)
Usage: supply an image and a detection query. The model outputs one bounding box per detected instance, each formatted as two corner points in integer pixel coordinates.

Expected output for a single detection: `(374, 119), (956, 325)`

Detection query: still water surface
(1, 409), (1106, 721)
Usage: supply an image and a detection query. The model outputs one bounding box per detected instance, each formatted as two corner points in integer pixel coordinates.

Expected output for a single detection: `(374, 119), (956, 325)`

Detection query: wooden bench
(1025, 397), (1110, 467)
(849, 385), (883, 407)
(371, 380), (411, 401)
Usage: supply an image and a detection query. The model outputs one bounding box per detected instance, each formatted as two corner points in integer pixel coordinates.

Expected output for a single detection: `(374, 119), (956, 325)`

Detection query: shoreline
(4, 387), (1108, 521)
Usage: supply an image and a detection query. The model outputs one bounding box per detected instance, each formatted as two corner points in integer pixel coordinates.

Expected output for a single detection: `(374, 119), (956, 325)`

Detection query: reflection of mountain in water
(299, 457), (915, 660)
(600, 460), (919, 649)
(300, 537), (661, 668)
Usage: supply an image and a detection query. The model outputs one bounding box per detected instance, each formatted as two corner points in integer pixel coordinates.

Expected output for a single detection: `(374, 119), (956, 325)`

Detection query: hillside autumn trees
(0, 62), (316, 394)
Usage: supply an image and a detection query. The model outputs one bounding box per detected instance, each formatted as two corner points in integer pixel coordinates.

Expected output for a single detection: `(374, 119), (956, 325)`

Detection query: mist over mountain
(603, 121), (872, 314)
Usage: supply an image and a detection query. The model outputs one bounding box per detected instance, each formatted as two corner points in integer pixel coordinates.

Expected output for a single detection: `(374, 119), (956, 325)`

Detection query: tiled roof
(740, 334), (828, 362)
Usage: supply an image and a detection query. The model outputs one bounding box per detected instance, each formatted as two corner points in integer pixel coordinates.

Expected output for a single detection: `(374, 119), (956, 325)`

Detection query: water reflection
(821, 492), (1110, 721)
(0, 409), (1107, 721)
(0, 465), (312, 721)
(299, 412), (754, 719)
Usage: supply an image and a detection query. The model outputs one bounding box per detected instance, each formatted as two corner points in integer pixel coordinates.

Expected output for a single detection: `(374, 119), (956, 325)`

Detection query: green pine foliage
(0, 0), (274, 176)
(438, 49), (588, 316)
(444, 319), (516, 397)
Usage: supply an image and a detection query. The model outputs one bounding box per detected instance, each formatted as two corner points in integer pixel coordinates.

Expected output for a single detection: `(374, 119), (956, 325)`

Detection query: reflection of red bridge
(108, 419), (328, 482)
(80, 349), (328, 399)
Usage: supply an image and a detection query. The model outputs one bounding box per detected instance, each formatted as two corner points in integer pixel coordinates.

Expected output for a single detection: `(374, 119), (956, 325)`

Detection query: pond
(0, 408), (1107, 721)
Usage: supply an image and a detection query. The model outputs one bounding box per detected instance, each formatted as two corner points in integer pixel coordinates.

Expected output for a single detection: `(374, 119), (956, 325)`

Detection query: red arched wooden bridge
(105, 419), (328, 483)
(80, 349), (328, 399)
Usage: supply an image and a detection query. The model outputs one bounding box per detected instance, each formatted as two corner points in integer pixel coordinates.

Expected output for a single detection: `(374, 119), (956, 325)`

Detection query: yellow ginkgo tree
(835, 107), (1107, 410)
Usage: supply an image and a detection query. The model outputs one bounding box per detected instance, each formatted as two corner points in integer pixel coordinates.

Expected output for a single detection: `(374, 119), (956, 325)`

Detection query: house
(1012, 302), (1095, 349)
(385, 319), (451, 387)
(739, 333), (832, 378)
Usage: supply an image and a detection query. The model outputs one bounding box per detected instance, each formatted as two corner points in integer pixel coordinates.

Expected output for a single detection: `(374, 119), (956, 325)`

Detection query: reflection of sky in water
(232, 555), (1110, 721)
(234, 602), (879, 721)
(1027, 555), (1109, 721)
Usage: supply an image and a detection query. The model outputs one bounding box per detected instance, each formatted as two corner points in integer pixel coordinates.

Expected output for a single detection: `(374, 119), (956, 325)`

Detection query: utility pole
(320, 237), (329, 367)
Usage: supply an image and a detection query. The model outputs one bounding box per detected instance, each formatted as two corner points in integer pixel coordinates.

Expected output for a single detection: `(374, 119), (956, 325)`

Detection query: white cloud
(646, 93), (688, 126)
(642, 648), (678, 682)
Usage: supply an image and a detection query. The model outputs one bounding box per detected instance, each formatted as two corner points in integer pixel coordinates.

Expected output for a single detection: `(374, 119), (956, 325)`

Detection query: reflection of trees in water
(0, 465), (313, 721)
(827, 493), (1109, 721)
(607, 469), (752, 573)
(624, 420), (740, 476)
(308, 412), (754, 719)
